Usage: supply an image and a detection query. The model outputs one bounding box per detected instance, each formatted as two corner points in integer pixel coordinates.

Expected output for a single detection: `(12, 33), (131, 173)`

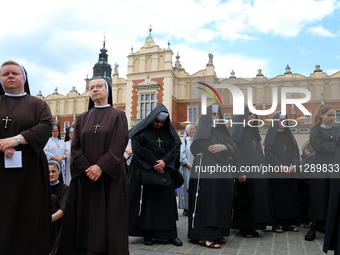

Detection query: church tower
(85, 36), (112, 91)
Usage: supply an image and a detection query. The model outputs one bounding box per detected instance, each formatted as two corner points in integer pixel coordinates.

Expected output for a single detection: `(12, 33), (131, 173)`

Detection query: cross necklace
(2, 96), (23, 129)
(156, 137), (162, 148)
(94, 108), (109, 134)
(252, 139), (256, 148)
(154, 129), (162, 148)
(51, 138), (60, 148)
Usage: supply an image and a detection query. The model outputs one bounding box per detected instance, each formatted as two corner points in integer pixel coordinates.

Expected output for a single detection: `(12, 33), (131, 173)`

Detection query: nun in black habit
(188, 104), (235, 248)
(128, 103), (183, 246)
(229, 106), (272, 238)
(264, 112), (300, 232)
(323, 137), (340, 254)
(306, 104), (338, 241)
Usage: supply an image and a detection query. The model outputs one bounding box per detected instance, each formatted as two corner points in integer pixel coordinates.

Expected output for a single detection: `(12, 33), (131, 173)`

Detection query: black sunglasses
(154, 119), (166, 124)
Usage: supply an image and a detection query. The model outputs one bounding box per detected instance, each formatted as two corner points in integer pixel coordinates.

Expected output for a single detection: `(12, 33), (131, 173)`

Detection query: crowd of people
(1, 60), (340, 255)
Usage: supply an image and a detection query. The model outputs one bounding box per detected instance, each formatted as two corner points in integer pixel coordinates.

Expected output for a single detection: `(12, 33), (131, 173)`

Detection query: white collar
(50, 181), (59, 186)
(95, 104), (110, 108)
(320, 123), (332, 129)
(5, 92), (27, 97)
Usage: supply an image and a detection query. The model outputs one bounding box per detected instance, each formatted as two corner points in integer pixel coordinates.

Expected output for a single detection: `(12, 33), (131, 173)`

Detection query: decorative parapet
(135, 74), (160, 90)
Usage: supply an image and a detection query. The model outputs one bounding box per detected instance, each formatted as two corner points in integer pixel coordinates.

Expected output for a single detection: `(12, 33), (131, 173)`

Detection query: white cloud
(306, 25), (336, 37)
(214, 54), (269, 79)
(20, 60), (92, 97)
(0, 0), (338, 96)
(246, 0), (337, 37)
(197, 29), (215, 42)
(172, 44), (269, 78)
(325, 68), (340, 75)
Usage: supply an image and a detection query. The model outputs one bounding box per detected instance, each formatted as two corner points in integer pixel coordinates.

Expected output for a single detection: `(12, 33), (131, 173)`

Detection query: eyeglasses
(212, 112), (219, 116)
(154, 119), (166, 124)
(89, 84), (104, 91)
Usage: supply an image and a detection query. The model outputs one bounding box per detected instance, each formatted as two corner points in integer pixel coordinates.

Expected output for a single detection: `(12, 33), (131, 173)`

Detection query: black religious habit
(50, 182), (68, 251)
(308, 125), (338, 221)
(323, 137), (340, 254)
(188, 104), (236, 240)
(229, 106), (272, 231)
(128, 103), (182, 239)
(264, 112), (300, 227)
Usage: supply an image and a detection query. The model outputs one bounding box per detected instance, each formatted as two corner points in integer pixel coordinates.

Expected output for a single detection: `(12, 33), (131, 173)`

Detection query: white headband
(212, 105), (219, 112)
(20, 65), (27, 83)
(49, 160), (61, 171)
(157, 112), (169, 119)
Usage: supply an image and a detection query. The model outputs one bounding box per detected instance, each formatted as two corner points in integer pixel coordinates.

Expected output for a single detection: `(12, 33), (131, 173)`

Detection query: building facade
(39, 28), (340, 152)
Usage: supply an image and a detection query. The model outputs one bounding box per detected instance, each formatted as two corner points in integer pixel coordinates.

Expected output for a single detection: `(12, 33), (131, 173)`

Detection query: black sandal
(215, 238), (226, 244)
(199, 240), (220, 248)
(272, 226), (283, 233)
(240, 229), (253, 238)
(305, 229), (316, 241)
(282, 225), (299, 232)
(251, 230), (260, 237)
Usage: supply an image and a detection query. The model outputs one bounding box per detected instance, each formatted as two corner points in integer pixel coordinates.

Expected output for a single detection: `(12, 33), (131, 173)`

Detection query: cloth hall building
(39, 28), (340, 152)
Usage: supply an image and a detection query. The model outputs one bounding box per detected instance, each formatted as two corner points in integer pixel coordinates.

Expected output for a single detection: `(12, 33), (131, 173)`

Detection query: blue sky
(1, 0), (339, 96)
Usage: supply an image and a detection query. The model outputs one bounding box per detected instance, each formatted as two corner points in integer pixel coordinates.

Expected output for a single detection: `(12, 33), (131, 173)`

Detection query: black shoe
(317, 223), (326, 233)
(240, 229), (253, 238)
(251, 230), (260, 237)
(143, 237), (153, 245)
(168, 237), (183, 246)
(305, 229), (316, 241)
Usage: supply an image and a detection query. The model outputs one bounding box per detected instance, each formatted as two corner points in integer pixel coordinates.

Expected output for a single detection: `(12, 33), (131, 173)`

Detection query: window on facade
(64, 122), (69, 132)
(188, 107), (198, 124)
(336, 110), (340, 122)
(140, 94), (156, 119)
(224, 113), (231, 120)
(304, 110), (312, 124)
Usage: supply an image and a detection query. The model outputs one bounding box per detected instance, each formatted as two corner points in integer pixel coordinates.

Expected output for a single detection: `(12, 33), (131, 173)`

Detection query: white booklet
(4, 151), (22, 168)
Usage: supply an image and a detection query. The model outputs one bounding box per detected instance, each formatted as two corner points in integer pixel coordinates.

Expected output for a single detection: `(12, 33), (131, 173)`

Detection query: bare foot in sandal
(217, 238), (226, 244)
(199, 240), (221, 248)
(272, 226), (283, 233)
(282, 225), (299, 232)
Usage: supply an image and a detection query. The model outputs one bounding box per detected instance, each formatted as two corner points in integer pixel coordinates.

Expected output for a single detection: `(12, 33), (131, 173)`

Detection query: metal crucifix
(94, 124), (100, 134)
(156, 137), (162, 148)
(2, 116), (11, 129)
(252, 139), (256, 148)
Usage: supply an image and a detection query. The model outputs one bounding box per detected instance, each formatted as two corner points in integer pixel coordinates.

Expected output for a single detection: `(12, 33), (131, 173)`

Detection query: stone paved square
(129, 208), (334, 255)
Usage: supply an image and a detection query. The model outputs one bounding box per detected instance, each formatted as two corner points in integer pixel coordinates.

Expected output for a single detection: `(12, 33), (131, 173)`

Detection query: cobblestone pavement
(129, 208), (333, 255)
